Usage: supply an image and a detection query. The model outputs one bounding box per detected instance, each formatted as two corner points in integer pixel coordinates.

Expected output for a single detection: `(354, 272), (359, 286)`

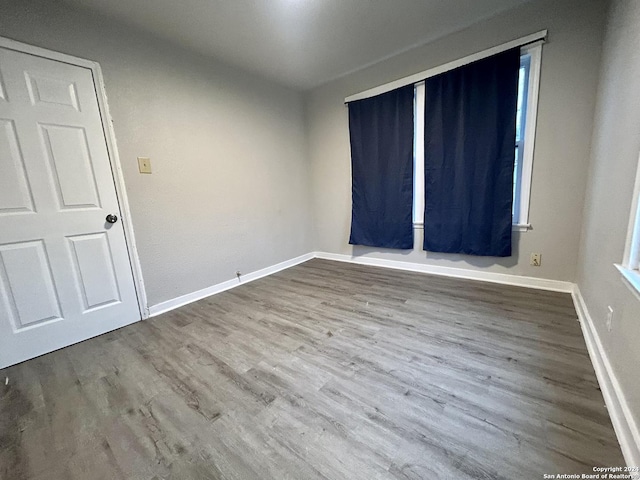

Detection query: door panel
(0, 70), (6, 101)
(0, 45), (140, 368)
(0, 119), (35, 215)
(25, 72), (81, 110)
(0, 240), (62, 330)
(68, 232), (121, 311)
(40, 123), (101, 209)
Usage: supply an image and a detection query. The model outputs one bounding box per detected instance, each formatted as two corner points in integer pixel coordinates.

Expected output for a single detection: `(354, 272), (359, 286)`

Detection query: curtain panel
(348, 85), (415, 249)
(422, 48), (520, 257)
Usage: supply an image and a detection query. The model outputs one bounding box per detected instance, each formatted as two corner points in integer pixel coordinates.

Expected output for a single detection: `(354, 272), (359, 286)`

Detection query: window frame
(412, 43), (543, 231)
(513, 42), (543, 230)
(412, 81), (426, 226)
(616, 154), (640, 298)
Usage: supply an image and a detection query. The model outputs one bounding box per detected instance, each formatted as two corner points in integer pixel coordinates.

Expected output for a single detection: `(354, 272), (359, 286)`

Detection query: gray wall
(305, 0), (607, 282)
(0, 0), (314, 307)
(576, 0), (640, 436)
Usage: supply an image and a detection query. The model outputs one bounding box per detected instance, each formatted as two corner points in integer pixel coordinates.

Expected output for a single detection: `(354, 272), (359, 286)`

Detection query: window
(616, 155), (640, 296)
(412, 43), (543, 229)
(412, 81), (425, 225)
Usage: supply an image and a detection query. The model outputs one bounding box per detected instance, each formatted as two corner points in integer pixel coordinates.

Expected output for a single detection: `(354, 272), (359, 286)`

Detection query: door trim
(0, 36), (148, 319)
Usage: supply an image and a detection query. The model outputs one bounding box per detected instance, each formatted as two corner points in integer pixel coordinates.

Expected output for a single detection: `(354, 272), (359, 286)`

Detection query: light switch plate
(137, 157), (152, 174)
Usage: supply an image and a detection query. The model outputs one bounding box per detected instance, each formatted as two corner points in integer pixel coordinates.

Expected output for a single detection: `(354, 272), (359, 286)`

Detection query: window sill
(614, 264), (640, 302)
(412, 223), (531, 232)
(513, 224), (531, 232)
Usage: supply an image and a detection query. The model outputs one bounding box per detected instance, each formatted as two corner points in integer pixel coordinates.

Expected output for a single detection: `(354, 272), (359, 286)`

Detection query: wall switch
(530, 253), (541, 266)
(606, 306), (614, 332)
(137, 157), (152, 174)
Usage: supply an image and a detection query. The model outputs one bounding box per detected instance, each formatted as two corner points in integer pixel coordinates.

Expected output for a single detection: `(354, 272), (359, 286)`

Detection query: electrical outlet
(137, 157), (152, 174)
(530, 253), (541, 266)
(606, 306), (614, 332)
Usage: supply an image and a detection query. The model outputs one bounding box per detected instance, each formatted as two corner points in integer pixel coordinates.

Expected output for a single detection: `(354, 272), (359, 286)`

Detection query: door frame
(0, 36), (149, 319)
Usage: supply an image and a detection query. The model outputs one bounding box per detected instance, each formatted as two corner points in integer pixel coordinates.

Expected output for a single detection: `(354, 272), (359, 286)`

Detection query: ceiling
(63, 0), (532, 90)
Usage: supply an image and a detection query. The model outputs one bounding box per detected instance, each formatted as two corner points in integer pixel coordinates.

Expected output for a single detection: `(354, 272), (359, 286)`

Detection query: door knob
(105, 214), (118, 224)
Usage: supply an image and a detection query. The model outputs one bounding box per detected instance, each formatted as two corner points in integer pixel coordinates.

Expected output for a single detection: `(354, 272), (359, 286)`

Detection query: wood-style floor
(0, 259), (624, 479)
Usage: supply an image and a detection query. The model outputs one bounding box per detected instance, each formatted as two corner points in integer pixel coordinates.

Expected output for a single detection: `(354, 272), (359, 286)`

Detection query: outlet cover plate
(530, 253), (541, 266)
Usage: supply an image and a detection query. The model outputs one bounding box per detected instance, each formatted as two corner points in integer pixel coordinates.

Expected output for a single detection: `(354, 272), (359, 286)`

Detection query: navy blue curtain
(348, 85), (414, 249)
(423, 48), (520, 257)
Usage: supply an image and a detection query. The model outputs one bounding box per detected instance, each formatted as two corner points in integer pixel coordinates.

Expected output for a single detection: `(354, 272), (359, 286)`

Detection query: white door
(0, 45), (140, 368)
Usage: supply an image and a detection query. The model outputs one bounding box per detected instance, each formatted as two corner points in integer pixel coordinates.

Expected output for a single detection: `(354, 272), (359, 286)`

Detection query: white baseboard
(148, 252), (315, 317)
(572, 286), (640, 471)
(148, 251), (572, 317)
(314, 251), (574, 293)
